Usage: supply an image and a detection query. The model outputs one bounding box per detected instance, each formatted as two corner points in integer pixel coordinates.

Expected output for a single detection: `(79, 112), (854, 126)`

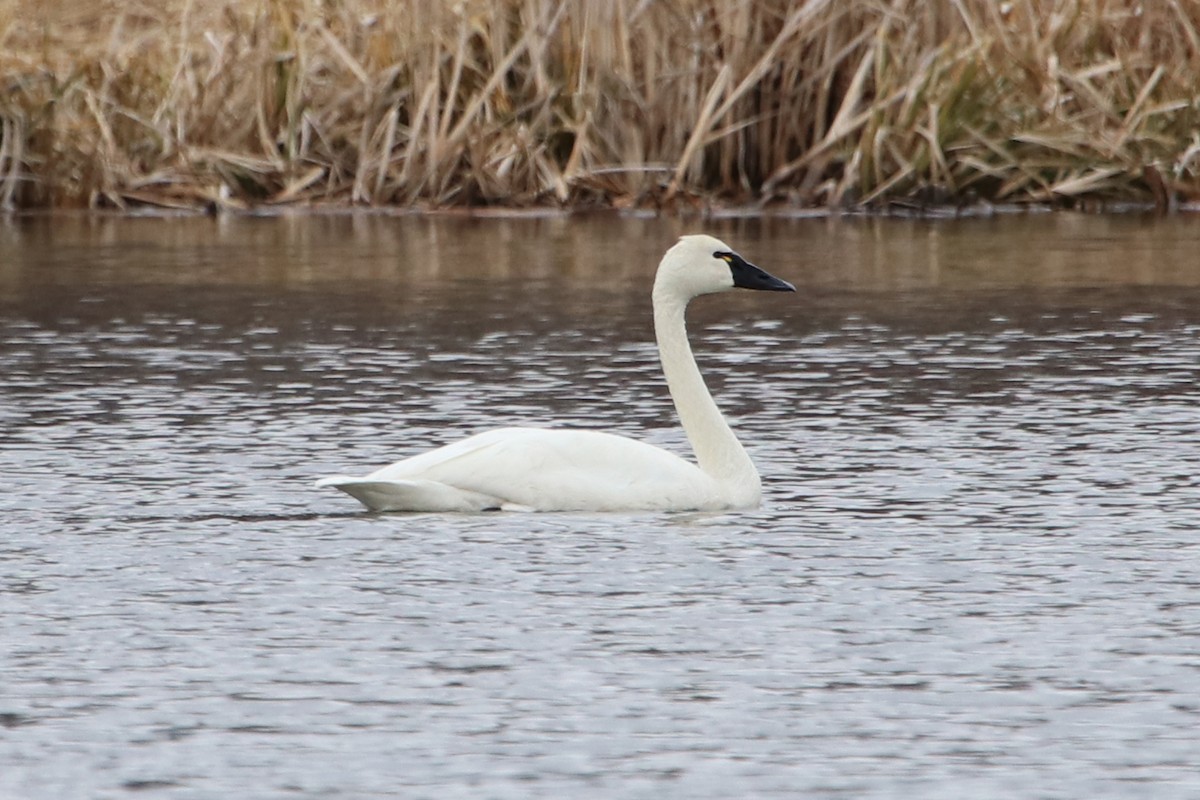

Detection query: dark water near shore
(1, 212), (1199, 798)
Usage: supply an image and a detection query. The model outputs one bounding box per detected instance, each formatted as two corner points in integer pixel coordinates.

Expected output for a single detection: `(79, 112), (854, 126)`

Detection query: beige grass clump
(1, 0), (1198, 211)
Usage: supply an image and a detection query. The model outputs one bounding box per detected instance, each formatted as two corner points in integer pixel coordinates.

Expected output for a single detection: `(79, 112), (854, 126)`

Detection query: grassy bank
(2, 0), (1198, 211)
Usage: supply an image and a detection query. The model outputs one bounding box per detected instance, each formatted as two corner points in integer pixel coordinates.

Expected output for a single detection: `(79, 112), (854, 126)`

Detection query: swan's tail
(314, 475), (504, 512)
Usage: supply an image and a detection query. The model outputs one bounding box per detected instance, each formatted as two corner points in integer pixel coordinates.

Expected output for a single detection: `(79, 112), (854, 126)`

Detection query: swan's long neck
(652, 286), (760, 498)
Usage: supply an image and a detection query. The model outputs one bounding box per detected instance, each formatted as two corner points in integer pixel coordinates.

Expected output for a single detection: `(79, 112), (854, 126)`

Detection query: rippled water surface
(2, 213), (1199, 798)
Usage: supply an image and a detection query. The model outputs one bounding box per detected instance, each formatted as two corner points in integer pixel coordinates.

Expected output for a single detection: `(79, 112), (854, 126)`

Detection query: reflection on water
(2, 213), (1199, 799)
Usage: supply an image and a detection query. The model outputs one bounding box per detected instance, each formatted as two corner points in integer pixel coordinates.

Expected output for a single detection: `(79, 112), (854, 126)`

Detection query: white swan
(316, 234), (794, 512)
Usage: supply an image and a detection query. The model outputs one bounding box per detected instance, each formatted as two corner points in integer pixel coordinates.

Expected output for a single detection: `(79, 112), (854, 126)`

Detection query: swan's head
(655, 234), (795, 300)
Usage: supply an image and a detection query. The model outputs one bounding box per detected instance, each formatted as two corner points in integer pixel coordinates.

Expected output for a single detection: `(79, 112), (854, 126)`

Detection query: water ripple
(2, 216), (1200, 799)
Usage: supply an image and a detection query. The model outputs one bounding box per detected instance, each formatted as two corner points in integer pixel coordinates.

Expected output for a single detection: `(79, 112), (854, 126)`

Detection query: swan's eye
(714, 251), (734, 264)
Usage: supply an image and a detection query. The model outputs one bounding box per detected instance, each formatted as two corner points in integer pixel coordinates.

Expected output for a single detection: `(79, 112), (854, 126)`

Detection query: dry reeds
(1, 0), (1198, 211)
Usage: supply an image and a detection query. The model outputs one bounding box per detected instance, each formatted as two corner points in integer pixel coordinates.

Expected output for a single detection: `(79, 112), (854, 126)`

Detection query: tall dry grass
(1, 0), (1198, 211)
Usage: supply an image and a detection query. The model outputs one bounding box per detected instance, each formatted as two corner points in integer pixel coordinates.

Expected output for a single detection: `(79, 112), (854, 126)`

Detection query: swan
(316, 234), (794, 512)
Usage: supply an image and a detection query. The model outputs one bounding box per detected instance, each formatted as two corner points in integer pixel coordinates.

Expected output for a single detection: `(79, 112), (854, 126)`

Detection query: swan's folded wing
(319, 427), (723, 512)
(374, 427), (717, 511)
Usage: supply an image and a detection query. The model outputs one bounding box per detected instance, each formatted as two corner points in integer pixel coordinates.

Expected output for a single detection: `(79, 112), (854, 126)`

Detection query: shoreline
(3, 1), (1198, 214)
(3, 198), (1195, 221)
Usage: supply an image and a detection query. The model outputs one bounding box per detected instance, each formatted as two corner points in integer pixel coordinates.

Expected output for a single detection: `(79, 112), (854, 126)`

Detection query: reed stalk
(1, 0), (1198, 211)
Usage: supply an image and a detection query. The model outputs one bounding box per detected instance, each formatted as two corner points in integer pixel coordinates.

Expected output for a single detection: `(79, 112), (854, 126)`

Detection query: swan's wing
(336, 427), (720, 512)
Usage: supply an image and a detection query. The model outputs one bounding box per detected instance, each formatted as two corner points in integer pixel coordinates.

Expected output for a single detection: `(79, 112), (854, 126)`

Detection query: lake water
(1, 211), (1198, 798)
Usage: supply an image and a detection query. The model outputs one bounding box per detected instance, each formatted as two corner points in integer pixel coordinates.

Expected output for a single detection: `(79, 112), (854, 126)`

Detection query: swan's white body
(316, 234), (794, 512)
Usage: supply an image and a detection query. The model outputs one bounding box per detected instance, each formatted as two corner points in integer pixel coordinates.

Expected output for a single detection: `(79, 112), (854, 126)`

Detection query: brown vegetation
(1, 0), (1198, 211)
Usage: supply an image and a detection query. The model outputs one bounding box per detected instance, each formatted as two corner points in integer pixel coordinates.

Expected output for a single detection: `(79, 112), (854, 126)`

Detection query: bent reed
(2, 0), (1198, 211)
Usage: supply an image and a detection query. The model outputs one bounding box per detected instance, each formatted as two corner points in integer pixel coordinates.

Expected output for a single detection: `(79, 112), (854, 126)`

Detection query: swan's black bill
(725, 253), (796, 292)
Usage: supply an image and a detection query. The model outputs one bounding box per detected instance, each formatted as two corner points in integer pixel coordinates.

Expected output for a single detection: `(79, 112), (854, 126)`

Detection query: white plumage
(316, 234), (794, 512)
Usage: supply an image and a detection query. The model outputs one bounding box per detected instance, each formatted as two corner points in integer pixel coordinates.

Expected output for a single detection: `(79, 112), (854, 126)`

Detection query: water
(1, 212), (1199, 798)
